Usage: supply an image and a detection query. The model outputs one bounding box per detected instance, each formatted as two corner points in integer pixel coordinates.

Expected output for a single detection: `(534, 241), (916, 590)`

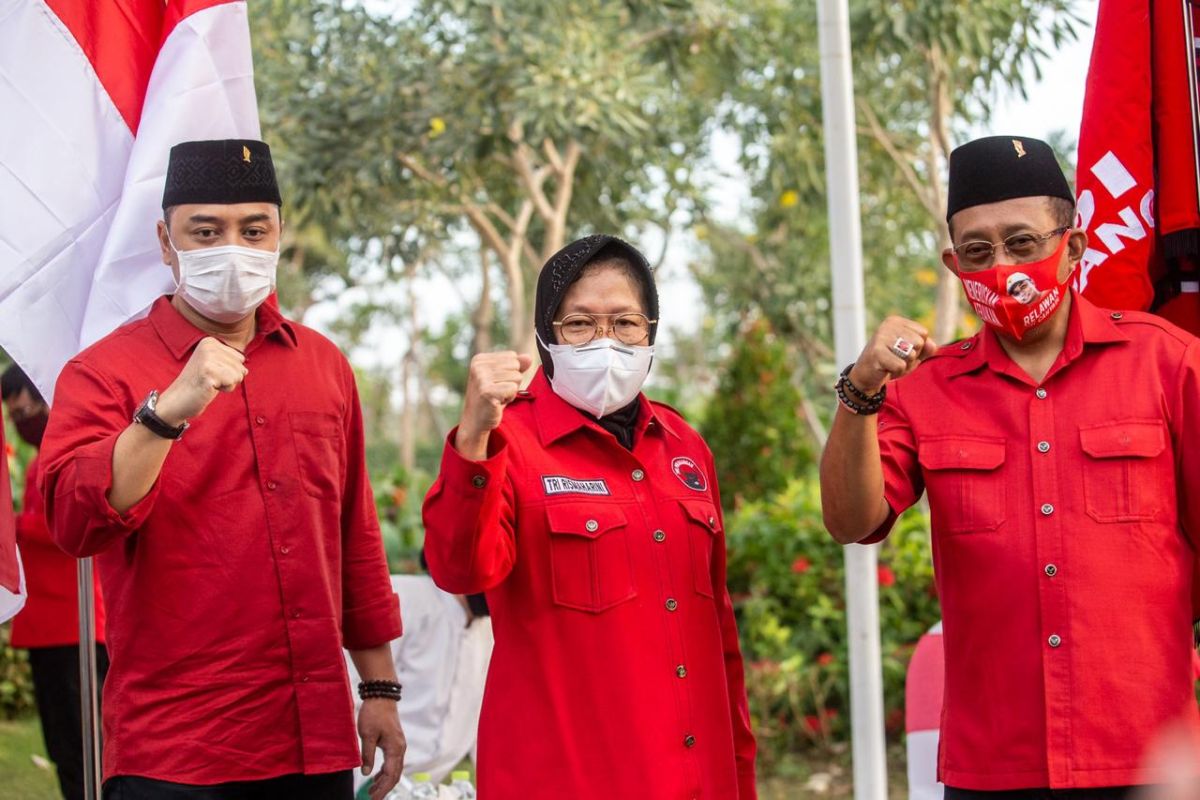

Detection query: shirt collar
(149, 296), (298, 361)
(528, 368), (681, 447)
(944, 290), (1129, 381)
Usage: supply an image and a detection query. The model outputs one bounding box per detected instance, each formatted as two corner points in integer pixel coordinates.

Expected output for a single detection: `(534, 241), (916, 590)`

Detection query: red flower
(824, 708), (838, 720)
(817, 652), (835, 667)
(3, 442), (13, 458)
(804, 714), (822, 733)
(791, 556), (811, 574)
(877, 565), (896, 587)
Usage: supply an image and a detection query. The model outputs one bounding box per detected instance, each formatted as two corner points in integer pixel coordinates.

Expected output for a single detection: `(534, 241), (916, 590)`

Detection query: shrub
(725, 474), (940, 771)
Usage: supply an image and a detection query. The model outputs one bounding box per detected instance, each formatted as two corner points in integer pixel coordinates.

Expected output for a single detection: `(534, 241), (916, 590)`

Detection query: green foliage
(703, 319), (811, 510)
(725, 477), (939, 768)
(0, 627), (34, 721)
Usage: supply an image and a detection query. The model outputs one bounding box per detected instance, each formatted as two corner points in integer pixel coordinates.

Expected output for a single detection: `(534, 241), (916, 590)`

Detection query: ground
(0, 717), (910, 798)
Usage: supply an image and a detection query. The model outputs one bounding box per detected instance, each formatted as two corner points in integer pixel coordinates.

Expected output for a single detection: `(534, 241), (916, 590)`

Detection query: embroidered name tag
(542, 476), (611, 496)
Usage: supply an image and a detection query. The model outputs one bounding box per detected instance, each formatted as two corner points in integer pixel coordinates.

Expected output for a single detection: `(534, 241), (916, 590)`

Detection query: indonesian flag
(905, 622), (945, 800)
(1075, 0), (1200, 320)
(0, 0), (262, 403)
(0, 421), (27, 622)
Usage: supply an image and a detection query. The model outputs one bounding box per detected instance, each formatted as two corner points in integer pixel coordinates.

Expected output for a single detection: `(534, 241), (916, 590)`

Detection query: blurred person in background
(3, 363), (108, 800)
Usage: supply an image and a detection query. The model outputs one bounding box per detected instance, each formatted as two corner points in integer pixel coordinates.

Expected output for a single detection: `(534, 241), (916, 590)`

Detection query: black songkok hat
(535, 234), (659, 379)
(162, 139), (282, 209)
(946, 135), (1074, 222)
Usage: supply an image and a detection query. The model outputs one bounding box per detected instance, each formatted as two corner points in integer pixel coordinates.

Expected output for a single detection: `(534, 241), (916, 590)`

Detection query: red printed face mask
(956, 236), (1074, 341)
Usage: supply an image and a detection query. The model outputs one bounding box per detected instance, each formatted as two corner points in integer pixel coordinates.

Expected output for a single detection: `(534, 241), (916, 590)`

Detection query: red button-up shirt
(40, 297), (401, 785)
(422, 370), (756, 799)
(871, 293), (1200, 790)
(10, 455), (106, 649)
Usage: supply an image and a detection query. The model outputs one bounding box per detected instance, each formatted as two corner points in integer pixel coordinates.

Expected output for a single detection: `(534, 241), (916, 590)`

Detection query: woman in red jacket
(3, 364), (108, 800)
(422, 235), (756, 799)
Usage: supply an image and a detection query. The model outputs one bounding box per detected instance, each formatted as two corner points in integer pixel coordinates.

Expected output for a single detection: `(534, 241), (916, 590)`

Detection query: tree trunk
(399, 261), (419, 472)
(927, 45), (960, 345)
(470, 249), (494, 356)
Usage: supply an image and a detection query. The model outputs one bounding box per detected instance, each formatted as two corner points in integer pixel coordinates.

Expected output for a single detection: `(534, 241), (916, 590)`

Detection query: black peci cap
(162, 139), (282, 209)
(946, 135), (1074, 222)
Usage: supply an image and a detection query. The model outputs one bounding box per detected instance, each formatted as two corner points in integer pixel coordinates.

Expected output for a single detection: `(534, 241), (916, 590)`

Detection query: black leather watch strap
(133, 390), (189, 440)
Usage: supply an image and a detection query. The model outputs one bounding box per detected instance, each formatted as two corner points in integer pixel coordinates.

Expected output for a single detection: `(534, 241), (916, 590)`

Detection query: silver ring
(889, 336), (915, 360)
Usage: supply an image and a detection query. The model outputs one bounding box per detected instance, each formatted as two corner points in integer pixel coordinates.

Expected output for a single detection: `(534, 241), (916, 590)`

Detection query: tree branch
(856, 101), (940, 221)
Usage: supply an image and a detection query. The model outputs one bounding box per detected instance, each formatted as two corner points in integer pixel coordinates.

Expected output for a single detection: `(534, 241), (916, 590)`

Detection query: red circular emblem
(671, 457), (708, 492)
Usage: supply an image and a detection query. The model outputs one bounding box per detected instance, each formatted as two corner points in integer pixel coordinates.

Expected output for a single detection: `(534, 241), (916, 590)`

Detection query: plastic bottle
(448, 770), (476, 800)
(410, 773), (439, 800)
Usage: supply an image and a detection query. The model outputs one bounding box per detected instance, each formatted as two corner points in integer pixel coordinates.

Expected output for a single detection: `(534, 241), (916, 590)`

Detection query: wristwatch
(133, 390), (189, 440)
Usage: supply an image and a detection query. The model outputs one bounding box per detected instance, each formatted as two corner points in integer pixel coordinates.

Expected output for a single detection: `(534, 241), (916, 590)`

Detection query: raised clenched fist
(454, 351), (534, 460)
(155, 337), (248, 426)
(847, 316), (938, 396)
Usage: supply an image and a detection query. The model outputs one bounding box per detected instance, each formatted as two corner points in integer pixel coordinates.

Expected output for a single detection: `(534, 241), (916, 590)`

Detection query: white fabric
(541, 336), (655, 417)
(0, 547), (26, 624)
(346, 575), (494, 790)
(906, 730), (944, 800)
(0, 1), (260, 403)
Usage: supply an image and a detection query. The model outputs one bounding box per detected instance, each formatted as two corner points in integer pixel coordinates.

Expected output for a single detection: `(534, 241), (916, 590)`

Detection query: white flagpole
(816, 0), (889, 798)
(78, 557), (101, 800)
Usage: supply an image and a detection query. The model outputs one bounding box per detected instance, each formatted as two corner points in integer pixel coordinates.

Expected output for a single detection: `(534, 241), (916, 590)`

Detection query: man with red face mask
(820, 135), (1200, 799)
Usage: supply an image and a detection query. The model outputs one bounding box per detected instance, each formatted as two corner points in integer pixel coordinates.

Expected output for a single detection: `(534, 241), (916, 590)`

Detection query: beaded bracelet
(358, 680), (403, 702)
(834, 364), (886, 415)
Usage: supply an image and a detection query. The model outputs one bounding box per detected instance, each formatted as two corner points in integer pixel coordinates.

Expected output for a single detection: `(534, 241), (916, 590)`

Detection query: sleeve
(859, 380), (924, 545)
(39, 361), (162, 557)
(1169, 341), (1200, 620)
(14, 456), (53, 547)
(705, 445), (757, 799)
(339, 371), (403, 650)
(421, 428), (517, 596)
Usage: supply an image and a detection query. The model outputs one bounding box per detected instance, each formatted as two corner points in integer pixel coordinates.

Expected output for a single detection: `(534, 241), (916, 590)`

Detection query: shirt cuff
(72, 435), (162, 533)
(437, 427), (510, 497)
(858, 496), (901, 545)
(343, 590), (403, 651)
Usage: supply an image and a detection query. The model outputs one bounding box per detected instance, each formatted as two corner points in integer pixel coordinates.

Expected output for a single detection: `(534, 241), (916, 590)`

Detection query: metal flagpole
(816, 0), (889, 798)
(78, 557), (101, 800)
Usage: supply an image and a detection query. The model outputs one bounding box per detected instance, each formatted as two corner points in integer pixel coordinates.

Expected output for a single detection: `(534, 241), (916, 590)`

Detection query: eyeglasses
(552, 313), (656, 346)
(953, 227), (1070, 269)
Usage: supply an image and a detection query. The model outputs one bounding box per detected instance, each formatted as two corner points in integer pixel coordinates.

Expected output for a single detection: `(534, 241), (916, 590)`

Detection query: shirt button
(632, 469), (646, 482)
(471, 475), (487, 489)
(1036, 388), (1048, 399)
(1037, 441), (1051, 453)
(676, 665), (687, 678)
(292, 609), (301, 619)
(301, 674), (310, 682)
(653, 530), (666, 543)
(1110, 311), (1124, 320)
(1044, 564), (1058, 577)
(255, 415), (266, 425)
(960, 341), (972, 351)
(683, 734), (696, 748)
(1040, 503), (1054, 516)
(707, 516), (717, 529)
(267, 480), (278, 491)
(1048, 634), (1062, 648)
(585, 520), (599, 532)
(665, 598), (678, 612)
(280, 545), (290, 555)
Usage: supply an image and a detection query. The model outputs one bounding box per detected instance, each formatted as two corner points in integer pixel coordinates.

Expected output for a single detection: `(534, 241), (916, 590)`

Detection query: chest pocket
(545, 504), (636, 613)
(679, 498), (721, 598)
(918, 436), (1007, 535)
(290, 412), (344, 500)
(1079, 420), (1169, 523)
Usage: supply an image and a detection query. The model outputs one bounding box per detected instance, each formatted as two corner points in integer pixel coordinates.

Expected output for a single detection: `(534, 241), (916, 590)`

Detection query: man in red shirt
(3, 364), (108, 800)
(423, 235), (756, 798)
(40, 140), (405, 800)
(821, 136), (1200, 798)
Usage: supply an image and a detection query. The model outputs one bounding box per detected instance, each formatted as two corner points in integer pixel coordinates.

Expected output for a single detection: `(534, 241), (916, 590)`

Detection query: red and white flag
(0, 0), (262, 403)
(1075, 0), (1200, 320)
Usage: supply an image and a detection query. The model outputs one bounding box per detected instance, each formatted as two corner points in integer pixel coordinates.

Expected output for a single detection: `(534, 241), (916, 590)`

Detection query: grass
(0, 716), (910, 799)
(0, 716), (59, 799)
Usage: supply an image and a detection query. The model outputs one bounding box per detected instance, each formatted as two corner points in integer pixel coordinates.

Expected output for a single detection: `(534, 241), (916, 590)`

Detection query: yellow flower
(779, 189), (799, 208)
(694, 224), (709, 241)
(429, 117), (447, 138)
(915, 268), (939, 287)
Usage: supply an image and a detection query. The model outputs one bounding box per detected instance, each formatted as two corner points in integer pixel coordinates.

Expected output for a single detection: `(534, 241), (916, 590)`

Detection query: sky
(311, 6), (1099, 381)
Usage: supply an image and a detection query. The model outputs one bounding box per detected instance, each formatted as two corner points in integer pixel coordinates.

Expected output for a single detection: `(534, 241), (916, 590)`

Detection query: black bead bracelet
(358, 680), (403, 702)
(834, 364), (886, 415)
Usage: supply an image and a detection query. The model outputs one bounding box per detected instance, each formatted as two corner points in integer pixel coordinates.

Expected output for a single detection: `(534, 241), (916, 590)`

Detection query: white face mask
(540, 336), (655, 418)
(170, 238), (279, 324)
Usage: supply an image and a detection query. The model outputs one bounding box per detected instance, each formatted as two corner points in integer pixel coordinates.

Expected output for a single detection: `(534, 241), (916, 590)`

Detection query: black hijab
(534, 235), (659, 450)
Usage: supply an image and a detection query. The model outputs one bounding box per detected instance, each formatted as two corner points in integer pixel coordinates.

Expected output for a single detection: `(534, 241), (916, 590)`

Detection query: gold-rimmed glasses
(552, 312), (656, 346)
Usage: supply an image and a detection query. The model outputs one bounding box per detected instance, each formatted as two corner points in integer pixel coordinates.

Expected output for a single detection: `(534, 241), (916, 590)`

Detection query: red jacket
(10, 454), (106, 649)
(40, 297), (401, 785)
(423, 369), (756, 799)
(870, 294), (1200, 790)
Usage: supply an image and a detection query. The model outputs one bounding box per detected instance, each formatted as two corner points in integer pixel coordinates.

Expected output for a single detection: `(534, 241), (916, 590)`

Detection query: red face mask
(956, 235), (1074, 341)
